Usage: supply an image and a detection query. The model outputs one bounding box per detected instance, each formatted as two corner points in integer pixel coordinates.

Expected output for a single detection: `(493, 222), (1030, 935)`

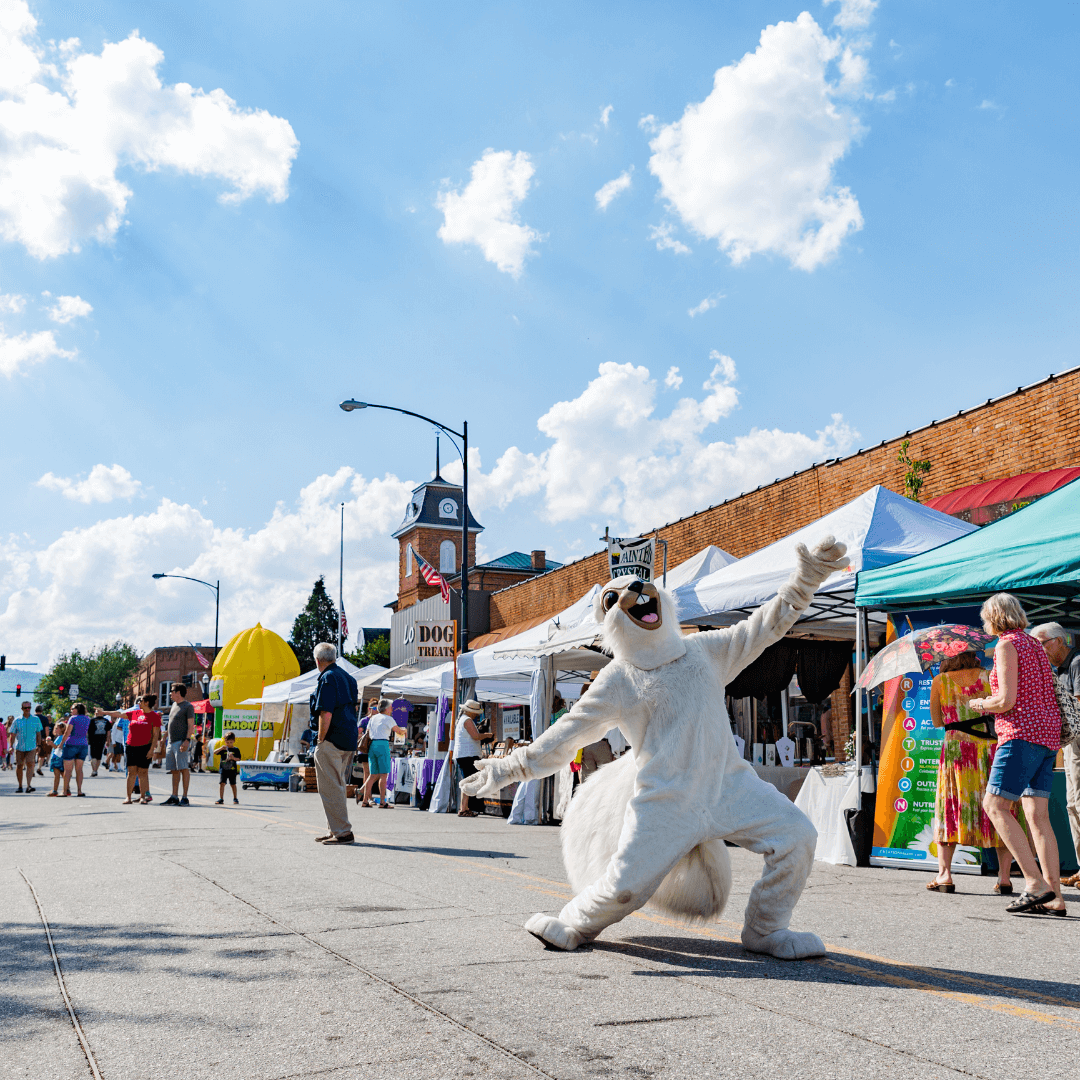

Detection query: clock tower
(392, 466), (483, 611)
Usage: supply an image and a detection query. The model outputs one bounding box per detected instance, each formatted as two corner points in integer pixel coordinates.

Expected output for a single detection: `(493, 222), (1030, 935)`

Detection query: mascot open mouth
(601, 579), (664, 632)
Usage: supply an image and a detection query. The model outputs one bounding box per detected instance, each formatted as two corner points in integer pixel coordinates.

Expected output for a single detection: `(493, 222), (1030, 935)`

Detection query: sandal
(140, 795), (152, 804)
(122, 799), (133, 804)
(457, 809), (477, 817)
(1005, 890), (1056, 914)
(1030, 902), (1068, 917)
(993, 883), (1013, 895)
(926, 880), (955, 893)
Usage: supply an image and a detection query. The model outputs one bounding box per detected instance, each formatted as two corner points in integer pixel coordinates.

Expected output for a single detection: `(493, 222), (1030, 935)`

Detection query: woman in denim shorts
(970, 593), (1065, 915)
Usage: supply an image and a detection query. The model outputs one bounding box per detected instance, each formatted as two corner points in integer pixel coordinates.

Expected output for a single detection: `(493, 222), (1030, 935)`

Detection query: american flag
(339, 605), (348, 641)
(413, 550), (451, 604)
(189, 643), (211, 670)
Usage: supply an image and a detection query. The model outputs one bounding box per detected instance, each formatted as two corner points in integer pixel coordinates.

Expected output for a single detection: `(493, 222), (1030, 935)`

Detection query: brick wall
(488, 368), (1080, 633)
(397, 528), (478, 609)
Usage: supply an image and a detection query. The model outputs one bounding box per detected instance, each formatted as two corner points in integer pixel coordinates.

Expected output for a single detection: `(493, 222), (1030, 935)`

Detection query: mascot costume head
(462, 537), (848, 960)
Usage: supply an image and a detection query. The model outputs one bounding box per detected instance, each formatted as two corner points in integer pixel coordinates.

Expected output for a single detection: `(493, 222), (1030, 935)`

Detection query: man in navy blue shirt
(311, 642), (359, 844)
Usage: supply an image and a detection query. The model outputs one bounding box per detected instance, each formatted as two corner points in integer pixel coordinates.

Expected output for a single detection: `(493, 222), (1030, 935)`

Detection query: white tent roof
(673, 486), (977, 633)
(239, 660), (388, 705)
(496, 543), (736, 661)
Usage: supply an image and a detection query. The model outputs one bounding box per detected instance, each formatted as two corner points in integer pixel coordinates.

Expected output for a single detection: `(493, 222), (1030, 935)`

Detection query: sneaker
(321, 832), (354, 845)
(16, 786), (23, 793)
(25, 786), (35, 793)
(233, 797), (239, 804)
(162, 796), (179, 806)
(215, 798), (224, 804)
(179, 797), (189, 806)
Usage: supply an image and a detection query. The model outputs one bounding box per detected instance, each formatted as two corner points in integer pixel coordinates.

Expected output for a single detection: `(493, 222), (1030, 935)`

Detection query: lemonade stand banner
(221, 708), (276, 735)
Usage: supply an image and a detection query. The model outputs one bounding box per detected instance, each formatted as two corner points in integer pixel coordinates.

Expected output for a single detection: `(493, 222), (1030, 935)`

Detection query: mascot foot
(525, 913), (584, 951)
(741, 925), (826, 961)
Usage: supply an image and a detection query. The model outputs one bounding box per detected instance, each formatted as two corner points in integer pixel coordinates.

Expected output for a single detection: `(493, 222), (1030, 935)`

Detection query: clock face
(439, 498), (458, 519)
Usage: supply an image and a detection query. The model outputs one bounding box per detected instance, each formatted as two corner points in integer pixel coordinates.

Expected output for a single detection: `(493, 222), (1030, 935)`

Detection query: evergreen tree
(35, 641), (143, 714)
(289, 576), (342, 672)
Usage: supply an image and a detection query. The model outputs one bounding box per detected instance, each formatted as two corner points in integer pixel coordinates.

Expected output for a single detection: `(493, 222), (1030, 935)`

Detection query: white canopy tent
(673, 487), (976, 636)
(239, 660), (388, 705)
(495, 544), (737, 662)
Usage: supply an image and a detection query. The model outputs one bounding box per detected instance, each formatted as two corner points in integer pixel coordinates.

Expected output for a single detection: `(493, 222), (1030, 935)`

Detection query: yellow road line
(227, 802), (1080, 1025)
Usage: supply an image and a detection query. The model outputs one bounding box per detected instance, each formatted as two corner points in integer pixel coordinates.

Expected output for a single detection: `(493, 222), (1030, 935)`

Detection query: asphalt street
(2, 765), (1078, 1080)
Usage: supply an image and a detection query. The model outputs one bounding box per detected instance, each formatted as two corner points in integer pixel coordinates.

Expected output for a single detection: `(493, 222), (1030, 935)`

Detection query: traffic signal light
(58, 686), (65, 697)
(14, 684), (21, 697)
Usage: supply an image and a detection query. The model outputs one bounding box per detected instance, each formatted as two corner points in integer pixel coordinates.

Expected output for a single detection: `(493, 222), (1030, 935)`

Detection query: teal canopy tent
(855, 477), (1080, 623)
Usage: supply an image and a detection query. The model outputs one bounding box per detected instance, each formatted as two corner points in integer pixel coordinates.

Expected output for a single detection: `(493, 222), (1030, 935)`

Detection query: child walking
(47, 720), (65, 796)
(215, 733), (241, 804)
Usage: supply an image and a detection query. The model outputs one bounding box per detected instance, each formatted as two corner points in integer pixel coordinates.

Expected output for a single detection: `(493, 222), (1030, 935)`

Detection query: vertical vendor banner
(871, 608), (988, 872)
(607, 535), (656, 582)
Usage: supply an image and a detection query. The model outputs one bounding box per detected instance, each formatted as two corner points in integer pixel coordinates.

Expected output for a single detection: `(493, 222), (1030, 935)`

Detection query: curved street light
(340, 399), (470, 653)
(151, 573), (220, 661)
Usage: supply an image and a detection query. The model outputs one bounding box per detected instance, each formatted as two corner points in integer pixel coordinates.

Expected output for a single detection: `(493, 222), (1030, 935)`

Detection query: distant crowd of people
(2, 682), (240, 806)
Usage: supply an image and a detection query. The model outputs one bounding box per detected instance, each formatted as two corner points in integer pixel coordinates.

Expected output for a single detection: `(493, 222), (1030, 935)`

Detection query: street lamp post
(151, 573), (221, 661)
(340, 400), (470, 654)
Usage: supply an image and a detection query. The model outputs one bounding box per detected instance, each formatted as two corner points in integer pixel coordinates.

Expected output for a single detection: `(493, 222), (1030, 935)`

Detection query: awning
(925, 467), (1080, 519)
(238, 660), (388, 705)
(856, 475), (1080, 621)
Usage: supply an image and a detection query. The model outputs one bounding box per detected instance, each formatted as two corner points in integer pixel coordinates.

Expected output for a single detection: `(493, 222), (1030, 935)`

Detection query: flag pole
(448, 618), (458, 813)
(338, 502), (344, 655)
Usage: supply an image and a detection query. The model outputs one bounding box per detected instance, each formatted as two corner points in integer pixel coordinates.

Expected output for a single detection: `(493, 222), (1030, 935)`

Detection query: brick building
(127, 645), (219, 707)
(476, 366), (1080, 757)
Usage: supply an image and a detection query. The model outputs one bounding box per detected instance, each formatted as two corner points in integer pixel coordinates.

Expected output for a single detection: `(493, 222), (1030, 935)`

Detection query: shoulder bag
(1052, 676), (1080, 746)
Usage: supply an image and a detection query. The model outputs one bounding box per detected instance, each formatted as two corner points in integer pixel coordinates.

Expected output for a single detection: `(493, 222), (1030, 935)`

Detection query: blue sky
(1, 0), (1077, 663)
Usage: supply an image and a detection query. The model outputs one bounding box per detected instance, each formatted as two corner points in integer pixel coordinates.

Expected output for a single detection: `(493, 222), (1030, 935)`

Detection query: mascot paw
(741, 925), (826, 961)
(524, 913), (584, 952)
(460, 762), (504, 800)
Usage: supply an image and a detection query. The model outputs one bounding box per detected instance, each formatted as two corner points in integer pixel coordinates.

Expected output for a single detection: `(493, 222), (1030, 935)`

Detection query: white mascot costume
(461, 536), (847, 960)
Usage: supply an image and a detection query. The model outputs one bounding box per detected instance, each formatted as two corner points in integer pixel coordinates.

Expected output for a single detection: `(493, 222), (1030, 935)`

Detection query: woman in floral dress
(928, 650), (1016, 893)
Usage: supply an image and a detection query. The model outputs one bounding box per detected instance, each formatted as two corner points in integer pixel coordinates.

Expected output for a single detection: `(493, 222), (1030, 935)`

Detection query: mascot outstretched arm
(461, 536), (847, 960)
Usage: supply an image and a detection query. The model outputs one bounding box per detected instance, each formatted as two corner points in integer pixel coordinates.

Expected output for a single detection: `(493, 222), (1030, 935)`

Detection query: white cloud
(37, 463), (142, 503)
(595, 167), (633, 210)
(688, 293), (723, 317)
(1, 468), (413, 664)
(664, 366), (683, 389)
(649, 222), (691, 255)
(945, 79), (955, 88)
(436, 149), (541, 277)
(647, 11), (866, 271)
(0, 324), (74, 376)
(443, 359), (856, 533)
(46, 294), (92, 323)
(978, 99), (1000, 111)
(824, 0), (878, 30)
(0, 292), (26, 312)
(600, 105), (614, 127)
(0, 0), (298, 259)
(638, 114), (659, 134)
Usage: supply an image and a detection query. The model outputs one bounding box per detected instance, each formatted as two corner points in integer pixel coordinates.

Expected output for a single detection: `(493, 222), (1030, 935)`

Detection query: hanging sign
(207, 676), (225, 707)
(416, 621), (456, 659)
(607, 535), (655, 582)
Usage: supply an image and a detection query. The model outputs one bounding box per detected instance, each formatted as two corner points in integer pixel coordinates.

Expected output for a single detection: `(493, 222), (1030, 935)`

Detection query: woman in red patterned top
(970, 593), (1065, 915)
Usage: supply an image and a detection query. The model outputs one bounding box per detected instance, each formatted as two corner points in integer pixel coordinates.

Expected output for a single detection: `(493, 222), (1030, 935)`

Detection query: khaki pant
(314, 741), (353, 838)
(1064, 741), (1080, 864)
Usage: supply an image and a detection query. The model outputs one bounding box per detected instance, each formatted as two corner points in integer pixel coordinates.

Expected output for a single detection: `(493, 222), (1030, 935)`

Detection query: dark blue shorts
(62, 744), (88, 761)
(987, 738), (1057, 800)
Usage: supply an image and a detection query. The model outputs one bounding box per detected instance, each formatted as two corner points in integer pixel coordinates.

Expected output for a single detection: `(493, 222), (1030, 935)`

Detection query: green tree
(346, 633), (390, 669)
(897, 439), (932, 502)
(35, 641), (143, 715)
(289, 576), (341, 672)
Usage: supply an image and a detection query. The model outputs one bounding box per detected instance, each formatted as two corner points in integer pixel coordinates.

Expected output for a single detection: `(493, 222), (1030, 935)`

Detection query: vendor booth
(206, 624), (300, 762)
(856, 477), (1080, 875)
